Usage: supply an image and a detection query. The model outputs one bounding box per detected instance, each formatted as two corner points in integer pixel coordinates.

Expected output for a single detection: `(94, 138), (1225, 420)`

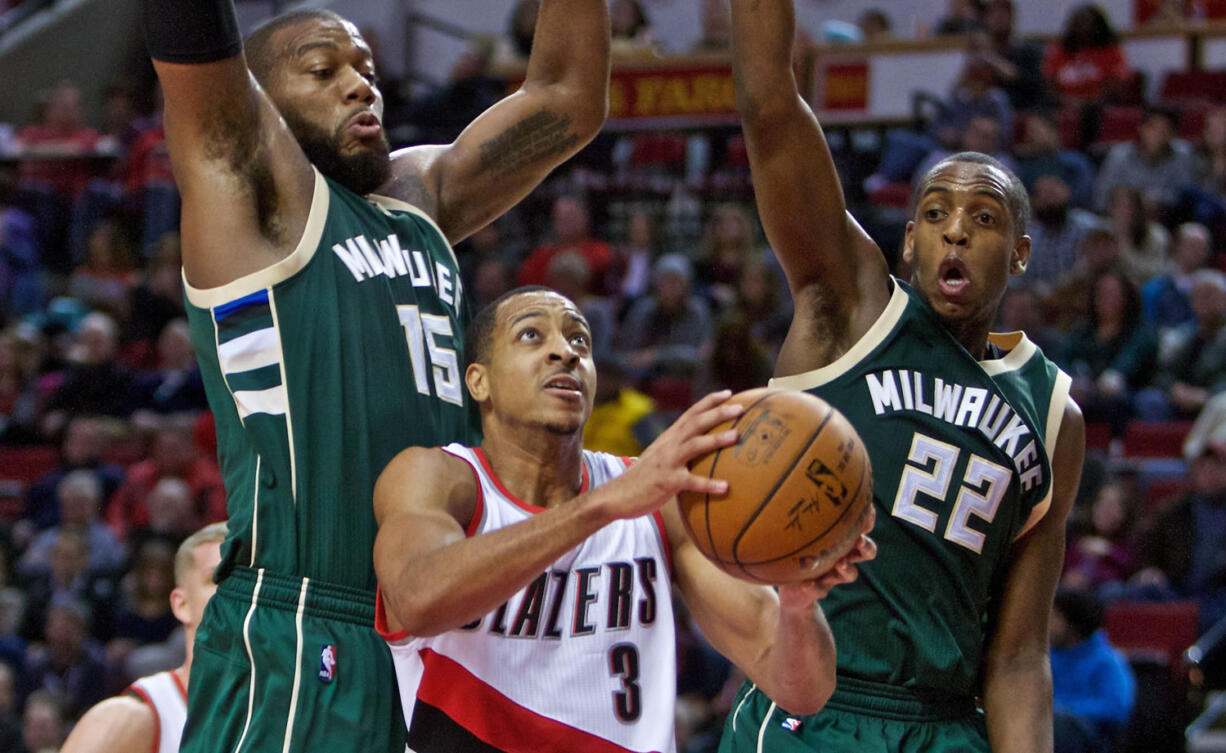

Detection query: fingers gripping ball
(678, 388), (874, 584)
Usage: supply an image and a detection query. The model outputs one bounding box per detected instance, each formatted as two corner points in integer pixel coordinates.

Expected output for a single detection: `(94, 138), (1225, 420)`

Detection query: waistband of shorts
(217, 566), (376, 626)
(825, 675), (979, 722)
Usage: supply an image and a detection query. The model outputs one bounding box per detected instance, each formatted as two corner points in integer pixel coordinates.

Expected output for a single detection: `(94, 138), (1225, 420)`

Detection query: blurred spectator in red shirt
(1042, 5), (1131, 102)
(517, 195), (612, 293)
(106, 418), (224, 542)
(15, 82), (101, 200)
(1063, 480), (1140, 591)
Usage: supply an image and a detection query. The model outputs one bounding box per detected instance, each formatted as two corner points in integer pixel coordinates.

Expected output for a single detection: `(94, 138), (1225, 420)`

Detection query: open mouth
(347, 111), (383, 138)
(937, 258), (971, 298)
(544, 374), (583, 397)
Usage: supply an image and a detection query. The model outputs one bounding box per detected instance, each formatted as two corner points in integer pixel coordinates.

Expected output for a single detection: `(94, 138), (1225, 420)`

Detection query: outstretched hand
(598, 390), (743, 521)
(778, 506), (878, 609)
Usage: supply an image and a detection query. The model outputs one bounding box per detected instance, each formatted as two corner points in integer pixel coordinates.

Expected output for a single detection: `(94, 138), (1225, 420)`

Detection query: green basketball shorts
(180, 567), (406, 753)
(719, 677), (991, 753)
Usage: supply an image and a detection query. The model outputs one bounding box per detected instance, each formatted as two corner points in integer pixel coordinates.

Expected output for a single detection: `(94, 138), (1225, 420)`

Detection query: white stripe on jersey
(232, 386), (288, 419)
(218, 328), (281, 373)
(384, 444), (676, 753)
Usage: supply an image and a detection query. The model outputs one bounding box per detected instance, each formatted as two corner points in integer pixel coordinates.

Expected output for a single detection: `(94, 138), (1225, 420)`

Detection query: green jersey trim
(182, 168), (330, 308)
(769, 280), (909, 390)
(366, 193), (459, 271)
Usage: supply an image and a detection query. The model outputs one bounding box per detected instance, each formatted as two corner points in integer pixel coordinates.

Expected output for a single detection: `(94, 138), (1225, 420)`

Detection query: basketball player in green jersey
(719, 1), (1085, 752)
(142, 1), (611, 751)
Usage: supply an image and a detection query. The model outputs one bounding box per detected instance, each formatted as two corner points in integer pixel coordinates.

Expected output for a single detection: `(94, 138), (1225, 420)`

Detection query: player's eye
(925, 208), (944, 220)
(570, 332), (591, 348)
(977, 212), (997, 225)
(310, 68), (333, 79)
(518, 327), (539, 341)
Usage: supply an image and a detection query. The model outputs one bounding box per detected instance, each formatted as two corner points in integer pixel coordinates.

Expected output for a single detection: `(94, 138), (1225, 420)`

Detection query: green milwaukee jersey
(184, 169), (478, 592)
(771, 278), (1071, 699)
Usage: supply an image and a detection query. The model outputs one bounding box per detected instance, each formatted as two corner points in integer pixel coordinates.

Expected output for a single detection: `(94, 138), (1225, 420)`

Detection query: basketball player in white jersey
(60, 523), (226, 753)
(373, 287), (876, 753)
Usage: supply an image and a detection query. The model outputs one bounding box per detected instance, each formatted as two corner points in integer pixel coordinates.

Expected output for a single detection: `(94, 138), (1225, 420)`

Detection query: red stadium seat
(0, 445), (59, 484)
(648, 376), (693, 414)
(1103, 600), (1199, 686)
(1095, 106), (1145, 145)
(1121, 420), (1194, 459)
(1084, 421), (1113, 452)
(1159, 70), (1226, 104)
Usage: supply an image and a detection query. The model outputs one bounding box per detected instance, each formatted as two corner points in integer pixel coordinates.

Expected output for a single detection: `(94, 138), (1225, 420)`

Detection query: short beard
(281, 109), (391, 196)
(545, 421), (581, 436)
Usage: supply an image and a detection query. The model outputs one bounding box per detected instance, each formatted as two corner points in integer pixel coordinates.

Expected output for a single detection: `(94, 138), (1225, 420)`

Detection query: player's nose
(942, 210), (969, 246)
(342, 68), (377, 105)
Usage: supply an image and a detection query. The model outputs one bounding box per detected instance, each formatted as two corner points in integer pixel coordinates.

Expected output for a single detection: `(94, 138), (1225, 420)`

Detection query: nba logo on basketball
(319, 644), (337, 683)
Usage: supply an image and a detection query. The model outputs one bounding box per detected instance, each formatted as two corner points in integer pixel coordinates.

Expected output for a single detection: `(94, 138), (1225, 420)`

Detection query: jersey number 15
(397, 305), (463, 406)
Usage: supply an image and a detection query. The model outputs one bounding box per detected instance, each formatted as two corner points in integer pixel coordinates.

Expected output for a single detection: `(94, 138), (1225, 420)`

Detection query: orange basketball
(678, 388), (874, 584)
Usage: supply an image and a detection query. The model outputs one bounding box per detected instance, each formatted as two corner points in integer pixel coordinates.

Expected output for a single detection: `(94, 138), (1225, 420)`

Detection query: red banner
(817, 61), (869, 112)
(607, 64), (738, 124)
(1135, 0), (1226, 23)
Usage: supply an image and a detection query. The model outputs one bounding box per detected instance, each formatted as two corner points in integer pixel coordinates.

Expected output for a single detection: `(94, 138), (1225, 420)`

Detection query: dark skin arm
(982, 400), (1085, 753)
(729, 0), (891, 378)
(382, 0), (610, 245)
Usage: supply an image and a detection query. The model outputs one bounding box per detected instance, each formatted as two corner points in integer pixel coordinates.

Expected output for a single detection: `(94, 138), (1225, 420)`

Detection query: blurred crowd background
(3, 0), (1226, 752)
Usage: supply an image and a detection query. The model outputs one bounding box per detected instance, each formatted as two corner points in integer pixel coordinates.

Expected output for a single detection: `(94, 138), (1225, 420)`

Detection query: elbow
(383, 585), (450, 639)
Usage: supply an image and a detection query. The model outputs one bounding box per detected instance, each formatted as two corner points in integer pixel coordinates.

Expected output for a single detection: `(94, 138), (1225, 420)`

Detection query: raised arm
(730, 0), (889, 362)
(982, 400), (1085, 753)
(661, 501), (876, 715)
(143, 0), (315, 289)
(385, 0), (611, 245)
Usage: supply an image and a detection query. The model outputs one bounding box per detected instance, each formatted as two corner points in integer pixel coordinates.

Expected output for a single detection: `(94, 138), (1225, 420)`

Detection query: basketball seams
(738, 449), (870, 566)
(728, 402), (834, 580)
(701, 390), (780, 563)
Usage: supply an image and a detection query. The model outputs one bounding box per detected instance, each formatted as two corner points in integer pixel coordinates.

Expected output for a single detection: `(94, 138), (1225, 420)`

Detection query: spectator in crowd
(1047, 227), (1127, 330)
(934, 0), (984, 36)
(21, 472), (125, 578)
(1063, 481), (1140, 593)
(23, 416), (123, 532)
(39, 312), (137, 436)
(544, 251), (617, 360)
(1095, 107), (1199, 213)
(693, 0), (732, 52)
(1194, 106), (1226, 197)
(1055, 268), (1158, 432)
(611, 0), (656, 54)
(856, 8), (892, 43)
(106, 419), (224, 542)
(17, 689), (65, 753)
(67, 218), (138, 322)
(1141, 269), (1226, 419)
(619, 253), (712, 378)
(1142, 222), (1213, 331)
(121, 96), (179, 257)
(1021, 174), (1101, 291)
(0, 661), (18, 752)
(1049, 588), (1136, 753)
(1015, 111), (1096, 209)
(1108, 186), (1171, 286)
(696, 315), (772, 396)
(15, 81), (104, 271)
(105, 538), (177, 678)
(1133, 431), (1226, 628)
(133, 477), (199, 546)
(730, 255), (790, 355)
(581, 359), (661, 456)
(913, 114), (1018, 186)
(0, 330), (44, 444)
(609, 208), (658, 304)
(0, 176), (44, 320)
(131, 319), (206, 420)
(695, 203), (760, 308)
(19, 596), (107, 719)
(1042, 5), (1131, 104)
(968, 0), (1045, 109)
(517, 195), (613, 293)
(123, 232), (185, 348)
(996, 287), (1065, 355)
(492, 0), (540, 65)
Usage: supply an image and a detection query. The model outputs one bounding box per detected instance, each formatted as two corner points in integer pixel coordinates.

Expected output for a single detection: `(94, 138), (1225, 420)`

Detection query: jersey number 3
(397, 305), (463, 406)
(892, 432), (1012, 554)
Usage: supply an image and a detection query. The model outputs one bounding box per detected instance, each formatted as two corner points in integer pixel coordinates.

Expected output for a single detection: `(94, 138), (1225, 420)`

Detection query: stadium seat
(1084, 421), (1113, 452)
(1122, 420), (1194, 459)
(0, 445), (59, 484)
(1159, 70), (1226, 104)
(648, 376), (693, 415)
(1095, 106), (1145, 145)
(1105, 600), (1199, 680)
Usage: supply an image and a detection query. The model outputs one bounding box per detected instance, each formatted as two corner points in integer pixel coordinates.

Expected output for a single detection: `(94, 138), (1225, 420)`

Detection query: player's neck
(943, 313), (994, 360)
(480, 425), (585, 509)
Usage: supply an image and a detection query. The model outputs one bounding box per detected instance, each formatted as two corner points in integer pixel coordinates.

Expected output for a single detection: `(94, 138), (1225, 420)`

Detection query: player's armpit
(982, 400), (1085, 753)
(60, 697), (156, 753)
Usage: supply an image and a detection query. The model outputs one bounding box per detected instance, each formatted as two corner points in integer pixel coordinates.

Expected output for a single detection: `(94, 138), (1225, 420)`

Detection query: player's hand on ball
(778, 507), (877, 607)
(599, 390), (742, 521)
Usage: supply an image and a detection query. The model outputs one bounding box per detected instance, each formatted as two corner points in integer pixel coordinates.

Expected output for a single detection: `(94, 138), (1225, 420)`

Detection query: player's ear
(1010, 235), (1031, 276)
(170, 587), (189, 624)
(902, 221), (916, 265)
(466, 362), (489, 403)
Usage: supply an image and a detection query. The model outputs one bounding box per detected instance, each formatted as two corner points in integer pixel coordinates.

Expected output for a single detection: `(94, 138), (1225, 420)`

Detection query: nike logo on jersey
(459, 558), (662, 640)
(332, 233), (463, 313)
(865, 369), (1044, 491)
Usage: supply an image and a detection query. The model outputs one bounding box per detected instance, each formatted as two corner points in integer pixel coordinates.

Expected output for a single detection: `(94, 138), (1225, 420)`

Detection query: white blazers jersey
(377, 443), (676, 753)
(126, 670), (187, 753)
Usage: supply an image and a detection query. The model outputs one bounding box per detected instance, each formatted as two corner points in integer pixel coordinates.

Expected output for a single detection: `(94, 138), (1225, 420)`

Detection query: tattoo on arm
(478, 109), (579, 180)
